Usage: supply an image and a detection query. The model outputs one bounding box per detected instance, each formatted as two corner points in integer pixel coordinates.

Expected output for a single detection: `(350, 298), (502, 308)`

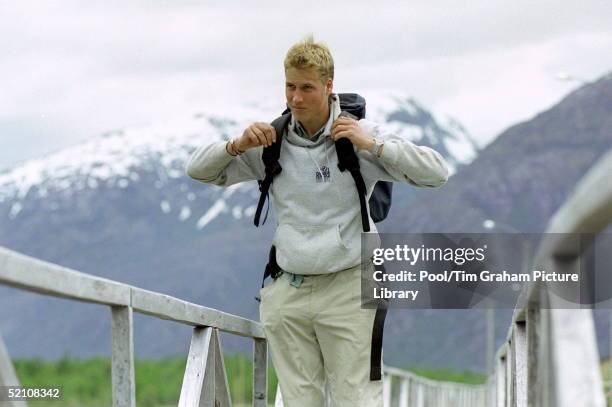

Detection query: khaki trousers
(259, 264), (383, 407)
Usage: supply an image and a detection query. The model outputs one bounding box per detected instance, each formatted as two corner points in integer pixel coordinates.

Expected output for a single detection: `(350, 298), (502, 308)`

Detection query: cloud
(0, 0), (611, 169)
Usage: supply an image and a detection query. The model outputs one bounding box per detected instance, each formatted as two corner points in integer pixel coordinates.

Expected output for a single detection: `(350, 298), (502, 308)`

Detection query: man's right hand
(235, 122), (277, 151)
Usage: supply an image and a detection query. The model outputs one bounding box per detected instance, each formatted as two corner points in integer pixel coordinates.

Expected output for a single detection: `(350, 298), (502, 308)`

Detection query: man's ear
(326, 79), (333, 95)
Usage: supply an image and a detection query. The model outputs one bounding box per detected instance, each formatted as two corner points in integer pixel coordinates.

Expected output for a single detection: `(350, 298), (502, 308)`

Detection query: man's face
(285, 67), (333, 123)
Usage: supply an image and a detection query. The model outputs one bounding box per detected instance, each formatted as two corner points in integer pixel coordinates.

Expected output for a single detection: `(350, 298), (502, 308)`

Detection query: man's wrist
(368, 138), (384, 158)
(225, 141), (238, 156)
(233, 138), (245, 153)
(225, 139), (245, 157)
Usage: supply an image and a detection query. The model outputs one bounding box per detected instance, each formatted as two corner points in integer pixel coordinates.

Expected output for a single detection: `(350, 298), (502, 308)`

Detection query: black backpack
(253, 93), (393, 232)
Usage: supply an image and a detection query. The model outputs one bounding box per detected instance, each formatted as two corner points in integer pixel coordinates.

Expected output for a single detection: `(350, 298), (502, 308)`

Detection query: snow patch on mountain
(232, 206), (243, 219)
(244, 205), (256, 217)
(364, 90), (480, 170)
(0, 105), (269, 204)
(196, 199), (228, 229)
(9, 203), (22, 219)
(179, 206), (192, 221)
(160, 200), (171, 214)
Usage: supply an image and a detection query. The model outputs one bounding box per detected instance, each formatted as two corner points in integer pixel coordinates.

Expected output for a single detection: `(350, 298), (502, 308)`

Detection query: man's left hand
(331, 117), (374, 151)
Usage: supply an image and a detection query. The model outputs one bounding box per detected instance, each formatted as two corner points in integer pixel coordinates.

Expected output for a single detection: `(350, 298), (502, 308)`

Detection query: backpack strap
(335, 111), (371, 232)
(368, 261), (389, 381)
(254, 114), (291, 227)
(370, 305), (388, 380)
(262, 246), (282, 288)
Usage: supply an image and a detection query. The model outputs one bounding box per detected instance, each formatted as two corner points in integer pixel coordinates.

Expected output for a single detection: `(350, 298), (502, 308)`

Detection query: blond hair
(284, 35), (334, 83)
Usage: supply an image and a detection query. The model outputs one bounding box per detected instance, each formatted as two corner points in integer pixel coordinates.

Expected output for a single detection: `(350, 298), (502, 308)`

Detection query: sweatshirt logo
(315, 166), (331, 183)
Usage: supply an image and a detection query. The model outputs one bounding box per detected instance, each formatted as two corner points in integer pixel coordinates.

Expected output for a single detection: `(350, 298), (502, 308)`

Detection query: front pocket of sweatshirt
(273, 223), (352, 275)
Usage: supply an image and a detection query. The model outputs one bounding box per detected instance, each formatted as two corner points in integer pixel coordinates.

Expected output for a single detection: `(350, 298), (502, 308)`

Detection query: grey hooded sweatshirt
(186, 94), (449, 275)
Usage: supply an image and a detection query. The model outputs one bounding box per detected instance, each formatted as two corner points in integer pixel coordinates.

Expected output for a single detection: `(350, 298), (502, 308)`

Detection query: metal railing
(0, 243), (492, 407)
(486, 149), (612, 407)
(380, 366), (486, 407)
(272, 366), (487, 407)
(0, 246), (267, 407)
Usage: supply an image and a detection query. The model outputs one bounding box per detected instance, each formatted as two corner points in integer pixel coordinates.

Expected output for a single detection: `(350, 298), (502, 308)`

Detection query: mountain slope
(385, 72), (612, 234)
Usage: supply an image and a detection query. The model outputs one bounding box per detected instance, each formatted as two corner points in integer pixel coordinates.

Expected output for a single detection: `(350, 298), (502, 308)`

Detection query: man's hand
(331, 117), (375, 151)
(235, 122), (277, 151)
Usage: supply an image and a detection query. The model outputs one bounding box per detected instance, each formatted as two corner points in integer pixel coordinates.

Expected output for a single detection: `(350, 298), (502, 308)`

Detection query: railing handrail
(509, 148), (612, 337)
(0, 245), (265, 339)
(0, 245), (268, 406)
(490, 148), (612, 407)
(383, 365), (485, 389)
(538, 149), (612, 255)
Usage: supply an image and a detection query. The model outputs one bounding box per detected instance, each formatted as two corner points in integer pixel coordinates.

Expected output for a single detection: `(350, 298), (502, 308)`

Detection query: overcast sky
(1, 0), (611, 171)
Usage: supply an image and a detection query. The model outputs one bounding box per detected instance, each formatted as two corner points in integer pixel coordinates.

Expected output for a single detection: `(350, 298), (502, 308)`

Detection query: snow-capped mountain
(0, 93), (477, 228)
(364, 91), (479, 169)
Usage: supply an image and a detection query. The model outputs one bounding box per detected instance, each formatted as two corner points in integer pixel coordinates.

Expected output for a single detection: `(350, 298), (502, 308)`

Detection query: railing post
(506, 342), (514, 407)
(526, 307), (539, 407)
(0, 331), (26, 407)
(496, 353), (506, 407)
(213, 331), (232, 407)
(438, 385), (445, 407)
(0, 332), (20, 388)
(178, 327), (230, 407)
(513, 320), (527, 407)
(398, 377), (409, 406)
(546, 255), (606, 407)
(486, 373), (495, 407)
(201, 331), (215, 407)
(538, 304), (554, 407)
(179, 326), (214, 407)
(549, 307), (606, 406)
(253, 338), (267, 407)
(110, 306), (135, 407)
(383, 373), (392, 407)
(416, 382), (424, 407)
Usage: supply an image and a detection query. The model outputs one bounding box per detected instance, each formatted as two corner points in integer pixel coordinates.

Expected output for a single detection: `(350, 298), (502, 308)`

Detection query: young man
(186, 36), (449, 406)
